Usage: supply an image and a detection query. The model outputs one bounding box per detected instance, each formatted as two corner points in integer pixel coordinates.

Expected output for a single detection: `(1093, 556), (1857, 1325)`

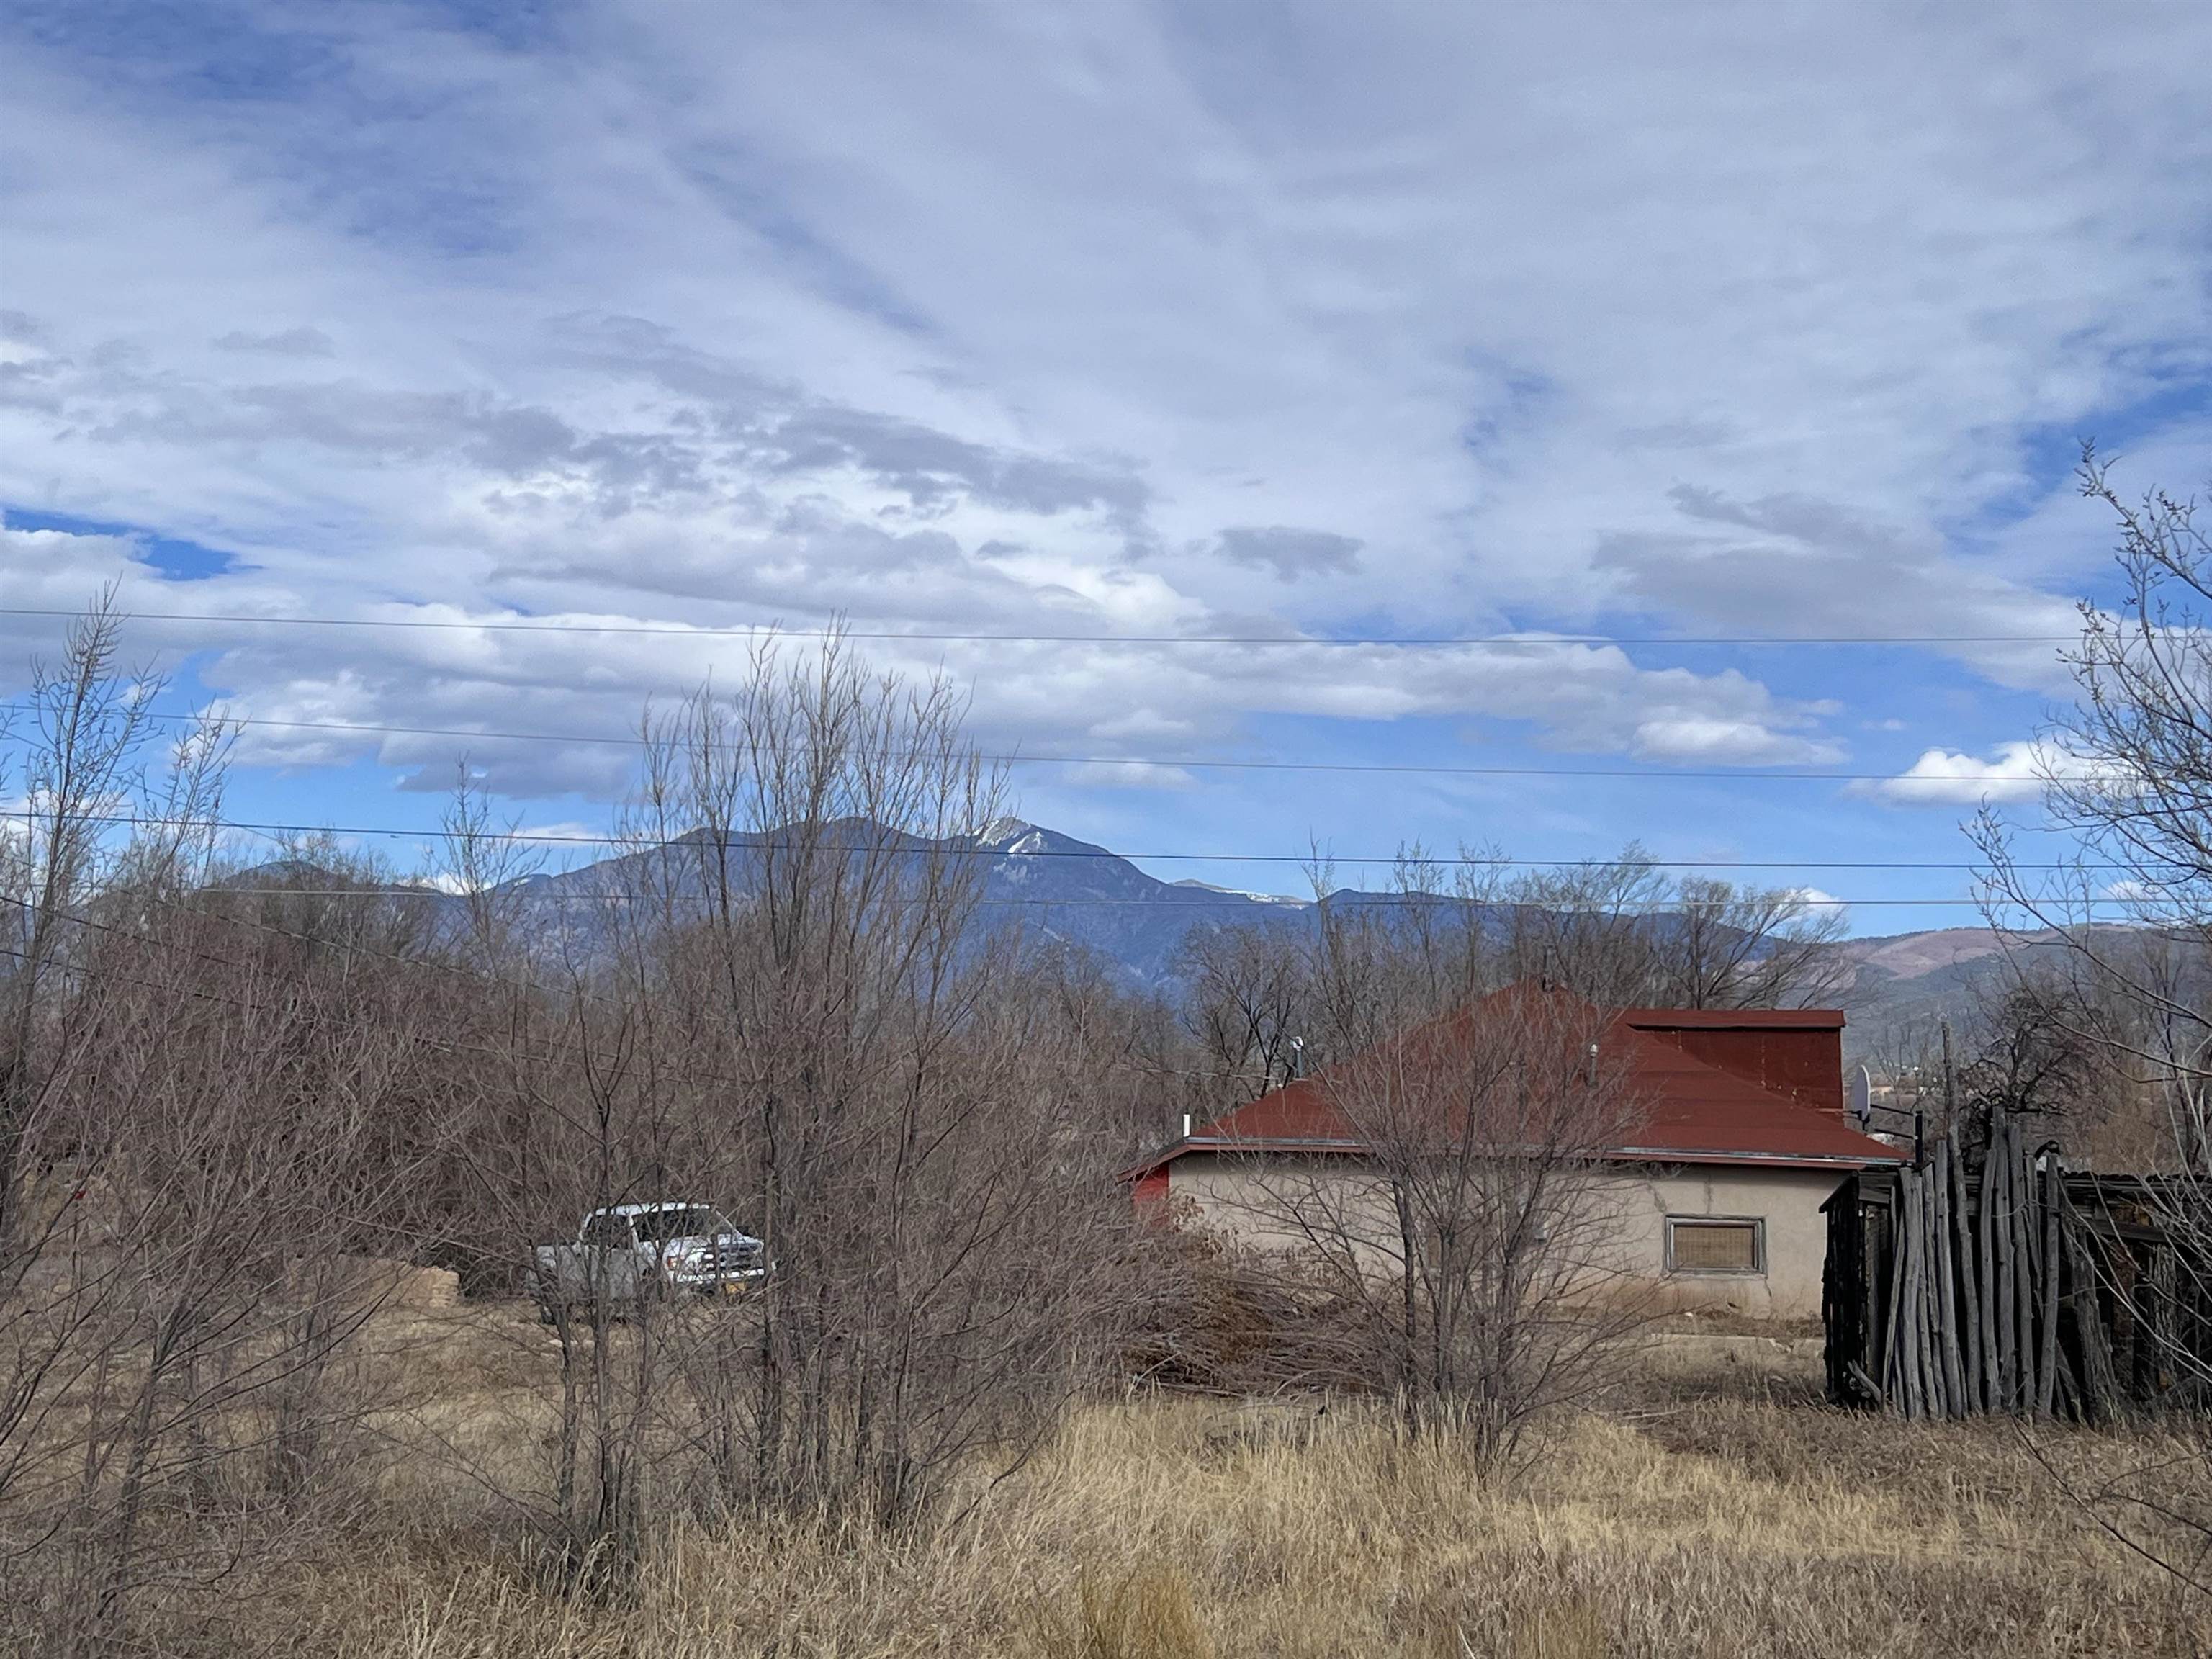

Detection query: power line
(163, 886), (2096, 909)
(1, 703), (2057, 786)
(0, 804), (2105, 870)
(0, 605), (2083, 649)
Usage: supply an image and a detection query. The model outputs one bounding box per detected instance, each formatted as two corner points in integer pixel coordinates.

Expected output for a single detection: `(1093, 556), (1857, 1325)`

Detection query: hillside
(230, 817), (2038, 1056)
(504, 817), (2038, 1053)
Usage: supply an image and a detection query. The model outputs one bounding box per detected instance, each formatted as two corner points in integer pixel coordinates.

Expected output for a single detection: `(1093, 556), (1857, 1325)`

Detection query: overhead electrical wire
(0, 702), (2058, 786)
(4, 813), (2166, 907)
(0, 804), (2118, 873)
(0, 608), (2095, 910)
(145, 888), (2135, 910)
(0, 605), (2084, 649)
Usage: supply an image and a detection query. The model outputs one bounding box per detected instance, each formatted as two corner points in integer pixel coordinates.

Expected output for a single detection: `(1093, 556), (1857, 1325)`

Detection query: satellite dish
(1848, 1064), (1872, 1128)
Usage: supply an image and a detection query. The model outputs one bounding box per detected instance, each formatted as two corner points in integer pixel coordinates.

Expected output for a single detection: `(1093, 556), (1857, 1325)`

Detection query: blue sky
(4, 1), (2210, 930)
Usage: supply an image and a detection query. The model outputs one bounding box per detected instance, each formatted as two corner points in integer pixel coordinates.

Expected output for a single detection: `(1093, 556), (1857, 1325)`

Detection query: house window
(1665, 1215), (1764, 1275)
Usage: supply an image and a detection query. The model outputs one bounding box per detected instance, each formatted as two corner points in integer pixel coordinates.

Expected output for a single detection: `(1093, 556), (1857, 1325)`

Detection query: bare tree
(437, 768), (549, 974)
(1975, 451), (2212, 1241)
(1659, 876), (1851, 1010)
(1233, 991), (1647, 1470)
(1973, 446), (2212, 1593)
(1954, 976), (2113, 1142)
(615, 633), (1132, 1527)
(1031, 943), (1192, 1156)
(1176, 922), (1312, 1102)
(0, 598), (481, 1653)
(1295, 847), (1508, 1068)
(1, 592), (169, 1266)
(27, 912), (434, 1652)
(1502, 850), (1847, 1011)
(1498, 850), (1673, 1007)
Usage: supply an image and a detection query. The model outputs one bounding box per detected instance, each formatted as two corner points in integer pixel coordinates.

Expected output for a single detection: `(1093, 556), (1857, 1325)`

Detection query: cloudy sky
(4, 1), (2209, 928)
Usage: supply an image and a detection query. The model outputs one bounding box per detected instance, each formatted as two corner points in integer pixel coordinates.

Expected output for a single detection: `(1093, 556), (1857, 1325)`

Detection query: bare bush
(0, 600), (455, 1654)
(601, 633), (1135, 1528)
(1227, 992), (1647, 1469)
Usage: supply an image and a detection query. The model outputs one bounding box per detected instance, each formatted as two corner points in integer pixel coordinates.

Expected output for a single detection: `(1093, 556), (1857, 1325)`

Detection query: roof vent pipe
(1182, 1112), (1193, 1141)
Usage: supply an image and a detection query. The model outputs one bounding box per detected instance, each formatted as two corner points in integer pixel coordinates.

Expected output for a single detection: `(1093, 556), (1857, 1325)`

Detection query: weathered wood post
(1895, 1168), (1917, 1417)
(1934, 1136), (1965, 1413)
(1949, 1132), (1982, 1411)
(2036, 1151), (2062, 1419)
(1990, 1123), (2008, 1406)
(2012, 1120), (2037, 1413)
(1920, 1164), (1944, 1411)
(2059, 1181), (2120, 1424)
(1990, 1120), (2016, 1408)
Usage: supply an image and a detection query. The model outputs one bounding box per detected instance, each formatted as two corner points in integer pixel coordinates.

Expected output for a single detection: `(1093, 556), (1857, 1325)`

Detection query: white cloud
(1629, 716), (1843, 768)
(4, 4), (2209, 820)
(1859, 739), (2124, 806)
(2, 519), (1844, 801)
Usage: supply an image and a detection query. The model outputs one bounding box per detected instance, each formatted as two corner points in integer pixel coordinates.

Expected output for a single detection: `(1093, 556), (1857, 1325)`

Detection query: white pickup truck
(527, 1202), (765, 1321)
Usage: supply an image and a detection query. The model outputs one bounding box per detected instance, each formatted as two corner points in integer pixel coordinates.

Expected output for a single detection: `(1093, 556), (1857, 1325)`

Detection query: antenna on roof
(1848, 1064), (1872, 1130)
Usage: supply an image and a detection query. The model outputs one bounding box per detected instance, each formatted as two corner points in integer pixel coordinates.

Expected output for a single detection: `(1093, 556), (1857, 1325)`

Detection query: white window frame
(1664, 1214), (1766, 1277)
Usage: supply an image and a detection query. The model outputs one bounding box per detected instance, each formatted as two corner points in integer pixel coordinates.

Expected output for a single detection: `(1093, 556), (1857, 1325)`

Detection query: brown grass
(38, 1303), (2212, 1658)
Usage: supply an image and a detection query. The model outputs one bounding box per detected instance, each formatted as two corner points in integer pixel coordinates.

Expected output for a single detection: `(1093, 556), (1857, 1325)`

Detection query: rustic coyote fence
(1824, 1112), (2200, 1421)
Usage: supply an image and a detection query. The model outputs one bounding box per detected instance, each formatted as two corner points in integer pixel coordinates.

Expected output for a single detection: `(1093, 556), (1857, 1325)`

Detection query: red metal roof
(1127, 987), (1901, 1180)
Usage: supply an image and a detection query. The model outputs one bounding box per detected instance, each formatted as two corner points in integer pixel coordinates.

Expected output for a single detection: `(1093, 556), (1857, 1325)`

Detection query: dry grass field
(69, 1300), (2195, 1659)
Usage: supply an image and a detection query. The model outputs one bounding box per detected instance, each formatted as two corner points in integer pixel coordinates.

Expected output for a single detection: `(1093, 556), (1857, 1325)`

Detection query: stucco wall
(1616, 1165), (1843, 1319)
(1166, 1153), (1845, 1321)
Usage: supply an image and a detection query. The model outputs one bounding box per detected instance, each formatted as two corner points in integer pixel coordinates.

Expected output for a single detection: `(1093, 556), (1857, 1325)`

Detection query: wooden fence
(1822, 1115), (2206, 1421)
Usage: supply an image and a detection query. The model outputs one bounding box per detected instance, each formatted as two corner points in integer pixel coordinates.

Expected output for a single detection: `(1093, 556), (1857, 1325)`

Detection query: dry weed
(17, 1308), (2206, 1658)
(1034, 1565), (1214, 1659)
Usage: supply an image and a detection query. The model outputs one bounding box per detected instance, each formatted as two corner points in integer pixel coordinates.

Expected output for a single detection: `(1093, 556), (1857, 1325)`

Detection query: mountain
(471, 814), (1310, 982)
(228, 817), (2033, 1061)
(1825, 926), (2114, 1064)
(550, 816), (2035, 1053)
(968, 817), (1310, 982)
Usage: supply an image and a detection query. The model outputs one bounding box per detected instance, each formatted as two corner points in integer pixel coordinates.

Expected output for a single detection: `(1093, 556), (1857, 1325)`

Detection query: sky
(4, 1), (2210, 932)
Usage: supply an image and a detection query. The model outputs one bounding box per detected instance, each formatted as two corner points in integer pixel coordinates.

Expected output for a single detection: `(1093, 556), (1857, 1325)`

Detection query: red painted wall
(1640, 1025), (1844, 1117)
(1131, 1165), (1170, 1220)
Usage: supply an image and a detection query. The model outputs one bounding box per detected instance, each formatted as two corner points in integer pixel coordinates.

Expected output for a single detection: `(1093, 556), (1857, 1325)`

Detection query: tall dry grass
(99, 1303), (2193, 1659)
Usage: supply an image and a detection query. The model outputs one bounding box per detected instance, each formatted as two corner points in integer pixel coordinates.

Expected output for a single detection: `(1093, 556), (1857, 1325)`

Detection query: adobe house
(1128, 990), (1904, 1320)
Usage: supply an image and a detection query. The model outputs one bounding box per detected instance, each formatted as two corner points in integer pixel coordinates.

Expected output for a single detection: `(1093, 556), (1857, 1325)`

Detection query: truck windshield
(631, 1208), (723, 1242)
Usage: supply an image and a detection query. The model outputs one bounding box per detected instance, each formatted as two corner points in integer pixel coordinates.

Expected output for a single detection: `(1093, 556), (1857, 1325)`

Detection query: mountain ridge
(233, 816), (2033, 1060)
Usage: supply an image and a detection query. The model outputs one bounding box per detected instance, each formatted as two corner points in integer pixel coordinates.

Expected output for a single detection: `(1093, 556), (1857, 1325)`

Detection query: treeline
(1176, 847), (1849, 1107)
